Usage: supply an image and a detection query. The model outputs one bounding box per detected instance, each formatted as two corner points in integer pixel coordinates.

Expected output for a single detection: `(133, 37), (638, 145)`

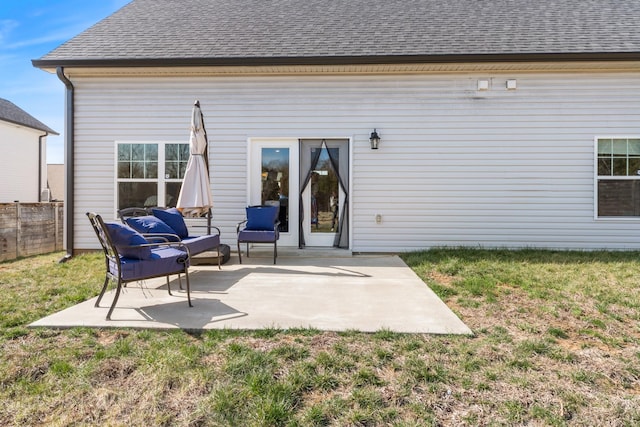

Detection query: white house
(0, 98), (58, 203)
(33, 0), (640, 255)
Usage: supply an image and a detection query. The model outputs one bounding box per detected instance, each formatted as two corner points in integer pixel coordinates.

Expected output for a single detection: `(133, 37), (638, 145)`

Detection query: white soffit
(53, 61), (640, 78)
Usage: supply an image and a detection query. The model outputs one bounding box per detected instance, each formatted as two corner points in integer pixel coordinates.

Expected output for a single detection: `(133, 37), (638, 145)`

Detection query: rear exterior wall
(69, 70), (640, 252)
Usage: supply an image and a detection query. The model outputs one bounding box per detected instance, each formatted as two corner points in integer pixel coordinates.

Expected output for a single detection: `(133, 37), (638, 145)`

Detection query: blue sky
(0, 0), (131, 164)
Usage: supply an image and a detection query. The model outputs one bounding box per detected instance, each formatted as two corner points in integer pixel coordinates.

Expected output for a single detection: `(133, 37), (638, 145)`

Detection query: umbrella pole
(200, 103), (211, 235)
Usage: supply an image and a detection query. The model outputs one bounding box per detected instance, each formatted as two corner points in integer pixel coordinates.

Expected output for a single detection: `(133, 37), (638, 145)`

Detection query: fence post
(16, 202), (21, 259)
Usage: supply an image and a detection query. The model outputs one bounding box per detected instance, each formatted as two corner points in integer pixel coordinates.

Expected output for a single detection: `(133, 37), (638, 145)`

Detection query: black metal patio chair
(237, 205), (280, 264)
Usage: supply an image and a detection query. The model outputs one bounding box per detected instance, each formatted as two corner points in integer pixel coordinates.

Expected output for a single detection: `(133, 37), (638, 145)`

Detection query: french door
(249, 138), (299, 247)
(300, 139), (349, 247)
(249, 138), (349, 248)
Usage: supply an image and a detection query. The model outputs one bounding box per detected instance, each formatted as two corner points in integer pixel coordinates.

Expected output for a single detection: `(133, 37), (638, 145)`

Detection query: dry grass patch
(1, 249), (639, 425)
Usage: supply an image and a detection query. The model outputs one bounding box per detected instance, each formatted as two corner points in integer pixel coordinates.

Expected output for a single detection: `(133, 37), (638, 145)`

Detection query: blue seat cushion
(151, 208), (189, 239)
(245, 206), (278, 230)
(104, 222), (151, 260)
(109, 246), (188, 282)
(238, 229), (277, 243)
(125, 215), (180, 241)
(183, 234), (220, 256)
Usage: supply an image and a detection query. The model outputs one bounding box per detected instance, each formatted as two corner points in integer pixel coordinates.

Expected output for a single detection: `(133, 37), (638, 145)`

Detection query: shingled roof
(33, 0), (640, 68)
(0, 98), (58, 135)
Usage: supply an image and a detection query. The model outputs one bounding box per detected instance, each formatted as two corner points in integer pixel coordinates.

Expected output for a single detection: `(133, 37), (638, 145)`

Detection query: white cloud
(0, 19), (19, 44)
(6, 31), (77, 50)
(0, 53), (17, 63)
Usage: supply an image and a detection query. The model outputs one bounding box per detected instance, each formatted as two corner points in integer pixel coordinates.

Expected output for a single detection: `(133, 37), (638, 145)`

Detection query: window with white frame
(596, 137), (640, 217)
(116, 142), (189, 210)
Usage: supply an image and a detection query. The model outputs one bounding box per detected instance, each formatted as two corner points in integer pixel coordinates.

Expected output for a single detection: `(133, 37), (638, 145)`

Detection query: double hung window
(116, 142), (189, 210)
(596, 138), (640, 217)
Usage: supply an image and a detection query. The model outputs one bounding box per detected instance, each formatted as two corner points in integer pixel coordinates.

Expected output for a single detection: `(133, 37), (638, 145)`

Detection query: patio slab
(30, 253), (472, 335)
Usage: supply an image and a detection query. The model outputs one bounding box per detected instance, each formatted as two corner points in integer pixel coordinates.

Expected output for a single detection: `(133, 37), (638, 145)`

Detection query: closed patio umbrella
(177, 100), (213, 217)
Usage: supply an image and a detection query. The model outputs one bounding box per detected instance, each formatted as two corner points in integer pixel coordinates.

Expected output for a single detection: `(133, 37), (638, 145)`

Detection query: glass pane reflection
(262, 148), (289, 232)
(118, 182), (157, 210)
(310, 147), (339, 233)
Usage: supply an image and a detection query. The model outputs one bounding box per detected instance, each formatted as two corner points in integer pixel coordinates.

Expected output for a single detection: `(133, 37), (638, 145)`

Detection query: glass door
(300, 139), (349, 248)
(249, 139), (299, 247)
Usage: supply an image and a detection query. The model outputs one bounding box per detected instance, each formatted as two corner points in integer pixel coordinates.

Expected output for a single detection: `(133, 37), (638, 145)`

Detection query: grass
(1, 248), (639, 425)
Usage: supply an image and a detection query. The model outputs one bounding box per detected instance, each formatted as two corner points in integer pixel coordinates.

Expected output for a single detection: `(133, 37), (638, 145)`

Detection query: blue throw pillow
(125, 215), (180, 241)
(151, 208), (189, 238)
(104, 222), (151, 260)
(245, 206), (278, 230)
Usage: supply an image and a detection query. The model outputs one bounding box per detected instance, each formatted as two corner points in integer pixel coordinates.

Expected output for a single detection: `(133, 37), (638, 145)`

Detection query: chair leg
(217, 245), (221, 270)
(184, 266), (192, 308)
(178, 272), (183, 290)
(106, 279), (123, 320)
(167, 276), (172, 295)
(237, 240), (243, 264)
(95, 274), (110, 308)
(273, 240), (277, 264)
(246, 242), (250, 258)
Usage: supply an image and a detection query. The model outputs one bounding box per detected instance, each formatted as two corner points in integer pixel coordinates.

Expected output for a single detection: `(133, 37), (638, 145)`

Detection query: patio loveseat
(119, 207), (222, 269)
(87, 212), (192, 320)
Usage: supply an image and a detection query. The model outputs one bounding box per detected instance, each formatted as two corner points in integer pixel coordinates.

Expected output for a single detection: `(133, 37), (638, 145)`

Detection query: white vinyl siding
(70, 70), (640, 251)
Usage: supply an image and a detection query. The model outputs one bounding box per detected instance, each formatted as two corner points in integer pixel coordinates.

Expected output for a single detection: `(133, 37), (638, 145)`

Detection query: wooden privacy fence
(0, 203), (64, 262)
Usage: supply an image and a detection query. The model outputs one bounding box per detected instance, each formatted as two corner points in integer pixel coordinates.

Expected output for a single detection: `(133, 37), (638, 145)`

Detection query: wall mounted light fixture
(370, 129), (381, 149)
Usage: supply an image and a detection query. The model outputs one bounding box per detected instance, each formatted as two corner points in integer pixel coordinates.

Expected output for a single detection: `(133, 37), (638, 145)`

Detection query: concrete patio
(30, 250), (472, 335)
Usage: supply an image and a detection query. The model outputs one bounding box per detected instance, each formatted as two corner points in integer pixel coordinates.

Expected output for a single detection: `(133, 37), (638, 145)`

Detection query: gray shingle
(34, 0), (640, 67)
(0, 98), (58, 134)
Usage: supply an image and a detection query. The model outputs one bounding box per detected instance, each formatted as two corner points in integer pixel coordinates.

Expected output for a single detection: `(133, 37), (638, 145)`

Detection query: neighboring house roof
(33, 0), (640, 69)
(0, 98), (58, 134)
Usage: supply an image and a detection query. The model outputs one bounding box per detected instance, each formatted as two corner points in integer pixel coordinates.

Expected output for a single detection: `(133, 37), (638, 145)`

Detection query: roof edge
(0, 117), (59, 135)
(32, 52), (640, 69)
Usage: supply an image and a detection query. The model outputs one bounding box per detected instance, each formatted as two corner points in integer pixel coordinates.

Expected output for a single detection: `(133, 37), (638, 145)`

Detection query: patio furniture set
(87, 205), (280, 319)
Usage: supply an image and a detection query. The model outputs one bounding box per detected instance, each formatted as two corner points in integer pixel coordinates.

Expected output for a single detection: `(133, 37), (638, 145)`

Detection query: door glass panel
(310, 146), (339, 233)
(261, 148), (289, 232)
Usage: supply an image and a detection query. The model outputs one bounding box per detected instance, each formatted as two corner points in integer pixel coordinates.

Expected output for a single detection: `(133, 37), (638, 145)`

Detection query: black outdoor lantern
(369, 129), (380, 149)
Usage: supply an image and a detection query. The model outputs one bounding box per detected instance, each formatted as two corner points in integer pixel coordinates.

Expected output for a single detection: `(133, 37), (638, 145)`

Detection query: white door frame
(248, 136), (352, 248)
(301, 139), (349, 247)
(248, 138), (299, 247)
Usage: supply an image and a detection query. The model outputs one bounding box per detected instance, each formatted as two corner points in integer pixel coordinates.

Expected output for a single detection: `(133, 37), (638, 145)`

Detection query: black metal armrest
(236, 220), (248, 233)
(141, 233), (169, 243)
(140, 232), (181, 243)
(190, 224), (221, 236)
(125, 240), (192, 258)
(117, 207), (149, 223)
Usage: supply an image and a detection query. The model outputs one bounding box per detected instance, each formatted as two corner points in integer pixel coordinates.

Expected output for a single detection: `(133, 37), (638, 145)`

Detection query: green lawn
(1, 249), (639, 426)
